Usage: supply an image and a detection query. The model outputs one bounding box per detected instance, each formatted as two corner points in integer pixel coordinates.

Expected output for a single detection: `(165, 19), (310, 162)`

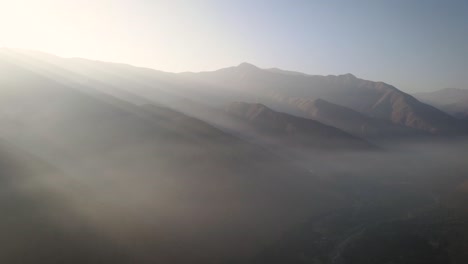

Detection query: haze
(1, 0), (467, 92)
(1, 1), (468, 264)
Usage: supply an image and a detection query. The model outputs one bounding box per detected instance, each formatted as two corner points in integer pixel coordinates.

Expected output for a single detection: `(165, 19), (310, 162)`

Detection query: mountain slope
(285, 98), (423, 138)
(225, 102), (374, 151)
(0, 52), (346, 263)
(0, 140), (134, 263)
(0, 49), (378, 150)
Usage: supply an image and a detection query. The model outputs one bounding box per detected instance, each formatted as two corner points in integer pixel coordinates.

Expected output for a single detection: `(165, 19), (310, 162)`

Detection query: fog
(0, 50), (467, 263)
(3, 134), (468, 263)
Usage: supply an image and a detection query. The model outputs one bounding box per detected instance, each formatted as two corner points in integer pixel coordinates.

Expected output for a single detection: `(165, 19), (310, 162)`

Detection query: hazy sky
(1, 0), (467, 92)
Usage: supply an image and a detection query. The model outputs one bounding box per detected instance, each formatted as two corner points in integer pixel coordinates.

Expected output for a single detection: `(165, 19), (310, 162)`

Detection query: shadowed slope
(0, 140), (134, 263)
(226, 102), (374, 151)
(289, 98), (425, 138)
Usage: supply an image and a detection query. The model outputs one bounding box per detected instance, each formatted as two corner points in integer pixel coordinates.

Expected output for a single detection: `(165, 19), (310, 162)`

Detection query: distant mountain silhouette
(414, 88), (468, 120)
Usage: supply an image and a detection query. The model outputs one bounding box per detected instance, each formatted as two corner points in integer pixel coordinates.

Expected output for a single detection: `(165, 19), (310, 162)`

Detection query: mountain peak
(341, 73), (356, 78)
(237, 62), (260, 70)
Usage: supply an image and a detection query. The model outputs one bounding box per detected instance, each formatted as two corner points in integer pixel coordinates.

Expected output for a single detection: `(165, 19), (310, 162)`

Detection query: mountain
(414, 88), (468, 120)
(4, 49), (465, 137)
(0, 49), (379, 148)
(225, 102), (374, 151)
(285, 98), (424, 138)
(180, 63), (466, 135)
(0, 51), (346, 263)
(1, 49), (468, 264)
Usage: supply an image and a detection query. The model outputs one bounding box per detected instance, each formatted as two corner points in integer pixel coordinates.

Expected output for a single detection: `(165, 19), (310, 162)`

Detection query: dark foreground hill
(0, 140), (138, 263)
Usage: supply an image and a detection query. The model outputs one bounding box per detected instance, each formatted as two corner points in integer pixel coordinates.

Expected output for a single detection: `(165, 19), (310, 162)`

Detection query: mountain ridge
(178, 62), (465, 135)
(225, 101), (375, 151)
(2, 49), (466, 136)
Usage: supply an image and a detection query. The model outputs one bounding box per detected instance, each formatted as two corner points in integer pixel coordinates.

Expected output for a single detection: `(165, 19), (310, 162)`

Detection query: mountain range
(2, 48), (466, 140)
(179, 62), (466, 135)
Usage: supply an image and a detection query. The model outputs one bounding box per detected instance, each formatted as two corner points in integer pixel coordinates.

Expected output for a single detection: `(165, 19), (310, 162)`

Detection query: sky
(0, 0), (467, 92)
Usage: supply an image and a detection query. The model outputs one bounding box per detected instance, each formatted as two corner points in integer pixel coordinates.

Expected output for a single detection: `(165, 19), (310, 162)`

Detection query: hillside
(286, 98), (423, 138)
(225, 102), (374, 151)
(0, 52), (345, 263)
(0, 140), (136, 263)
